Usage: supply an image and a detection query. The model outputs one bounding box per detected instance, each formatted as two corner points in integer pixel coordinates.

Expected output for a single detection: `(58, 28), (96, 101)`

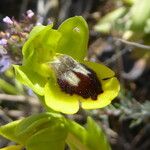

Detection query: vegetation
(0, 0), (150, 150)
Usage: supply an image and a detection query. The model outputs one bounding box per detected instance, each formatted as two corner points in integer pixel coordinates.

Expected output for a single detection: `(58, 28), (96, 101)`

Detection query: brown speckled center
(51, 55), (103, 100)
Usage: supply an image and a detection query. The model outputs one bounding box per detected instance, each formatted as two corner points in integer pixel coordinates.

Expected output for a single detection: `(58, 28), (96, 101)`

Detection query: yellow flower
(14, 16), (120, 114)
(44, 54), (120, 114)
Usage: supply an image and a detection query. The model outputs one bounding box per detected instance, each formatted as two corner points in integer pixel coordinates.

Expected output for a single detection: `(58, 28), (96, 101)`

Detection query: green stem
(0, 79), (18, 94)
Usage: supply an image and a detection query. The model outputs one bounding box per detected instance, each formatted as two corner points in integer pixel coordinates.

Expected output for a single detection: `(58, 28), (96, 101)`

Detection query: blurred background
(0, 0), (150, 150)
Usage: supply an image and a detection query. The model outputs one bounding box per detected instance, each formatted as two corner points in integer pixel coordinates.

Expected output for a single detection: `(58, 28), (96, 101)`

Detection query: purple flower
(0, 39), (7, 46)
(0, 55), (11, 73)
(3, 16), (13, 25)
(26, 10), (34, 18)
(47, 18), (53, 25)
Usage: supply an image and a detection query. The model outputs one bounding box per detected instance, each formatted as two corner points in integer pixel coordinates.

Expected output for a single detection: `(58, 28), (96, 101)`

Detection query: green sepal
(22, 24), (52, 64)
(28, 25), (47, 39)
(94, 7), (127, 33)
(22, 24), (61, 67)
(13, 65), (47, 95)
(56, 16), (89, 61)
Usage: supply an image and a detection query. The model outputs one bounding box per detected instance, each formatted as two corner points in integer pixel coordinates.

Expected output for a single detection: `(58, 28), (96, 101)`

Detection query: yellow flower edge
(45, 80), (79, 114)
(44, 61), (120, 114)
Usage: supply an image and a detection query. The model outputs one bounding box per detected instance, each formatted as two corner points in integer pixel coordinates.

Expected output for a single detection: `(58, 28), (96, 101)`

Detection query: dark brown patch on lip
(57, 64), (103, 100)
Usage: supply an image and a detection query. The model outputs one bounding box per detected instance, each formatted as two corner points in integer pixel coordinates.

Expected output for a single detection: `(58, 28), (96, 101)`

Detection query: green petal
(14, 65), (47, 95)
(80, 61), (120, 109)
(0, 145), (23, 150)
(56, 16), (89, 61)
(44, 78), (79, 114)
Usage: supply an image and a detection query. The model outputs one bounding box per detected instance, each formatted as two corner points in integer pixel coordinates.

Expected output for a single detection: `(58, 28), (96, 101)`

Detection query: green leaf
(0, 113), (67, 150)
(144, 19), (150, 33)
(0, 78), (19, 94)
(85, 117), (111, 150)
(15, 113), (64, 145)
(123, 0), (136, 5)
(26, 124), (67, 150)
(66, 117), (111, 150)
(94, 7), (127, 33)
(56, 16), (89, 61)
(66, 120), (89, 150)
(0, 120), (21, 143)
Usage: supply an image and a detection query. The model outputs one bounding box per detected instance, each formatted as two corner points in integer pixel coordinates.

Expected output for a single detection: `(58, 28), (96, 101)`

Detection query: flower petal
(44, 78), (79, 114)
(80, 61), (120, 109)
(57, 16), (89, 61)
(81, 77), (120, 109)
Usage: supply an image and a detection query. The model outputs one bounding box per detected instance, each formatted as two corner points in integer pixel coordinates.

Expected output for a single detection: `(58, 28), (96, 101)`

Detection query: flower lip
(51, 55), (103, 100)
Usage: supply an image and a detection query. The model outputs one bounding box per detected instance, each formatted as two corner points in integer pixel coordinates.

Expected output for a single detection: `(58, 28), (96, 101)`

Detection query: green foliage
(0, 113), (67, 150)
(0, 113), (111, 150)
(129, 0), (150, 32)
(0, 78), (19, 94)
(66, 117), (111, 150)
(117, 88), (150, 127)
(94, 7), (128, 33)
(0, 16), (117, 150)
(94, 0), (150, 36)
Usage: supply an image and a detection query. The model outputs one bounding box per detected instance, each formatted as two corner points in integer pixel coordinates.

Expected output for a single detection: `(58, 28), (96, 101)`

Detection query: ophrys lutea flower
(14, 16), (120, 114)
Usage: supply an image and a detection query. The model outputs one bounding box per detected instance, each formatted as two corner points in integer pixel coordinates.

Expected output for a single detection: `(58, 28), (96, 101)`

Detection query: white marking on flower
(61, 71), (80, 86)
